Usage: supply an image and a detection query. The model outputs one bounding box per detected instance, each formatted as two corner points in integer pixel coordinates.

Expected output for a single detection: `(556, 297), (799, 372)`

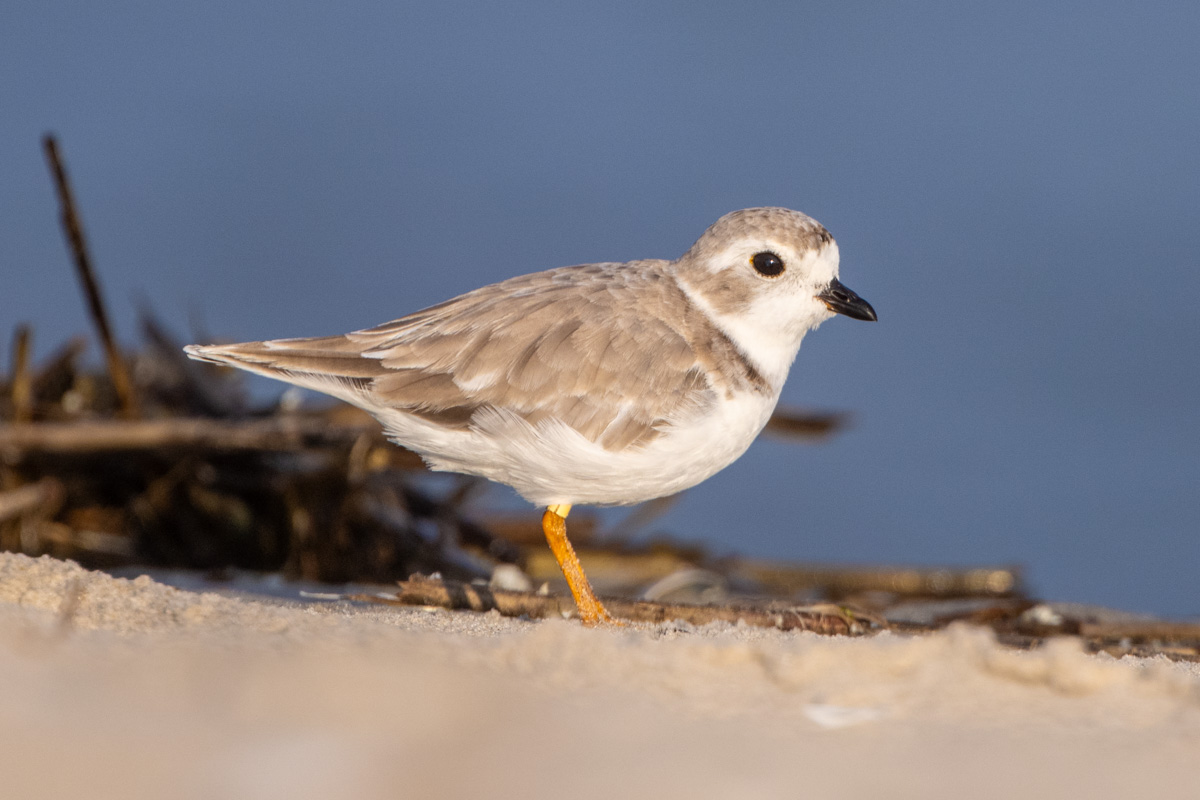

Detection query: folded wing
(186, 262), (719, 451)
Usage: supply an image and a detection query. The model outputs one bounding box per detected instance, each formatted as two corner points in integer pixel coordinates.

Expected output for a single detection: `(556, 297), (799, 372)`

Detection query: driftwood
(351, 575), (882, 635)
(732, 560), (1021, 599)
(0, 417), (387, 457)
(507, 544), (1022, 604)
(43, 135), (140, 418)
(1076, 619), (1200, 642)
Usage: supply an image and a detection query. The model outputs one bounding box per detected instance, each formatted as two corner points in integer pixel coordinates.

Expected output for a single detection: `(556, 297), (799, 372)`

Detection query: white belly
(376, 389), (780, 507)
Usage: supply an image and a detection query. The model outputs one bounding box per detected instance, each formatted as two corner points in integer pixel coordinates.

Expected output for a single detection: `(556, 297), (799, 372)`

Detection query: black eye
(751, 251), (785, 277)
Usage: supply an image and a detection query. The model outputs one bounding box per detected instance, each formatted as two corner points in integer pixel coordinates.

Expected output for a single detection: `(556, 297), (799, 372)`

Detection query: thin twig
(42, 134), (140, 418)
(1076, 619), (1200, 644)
(350, 576), (882, 634)
(731, 559), (1023, 599)
(764, 406), (849, 439)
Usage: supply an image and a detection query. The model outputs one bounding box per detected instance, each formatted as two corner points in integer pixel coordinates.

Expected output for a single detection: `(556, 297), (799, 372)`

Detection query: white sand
(1, 552), (1197, 799)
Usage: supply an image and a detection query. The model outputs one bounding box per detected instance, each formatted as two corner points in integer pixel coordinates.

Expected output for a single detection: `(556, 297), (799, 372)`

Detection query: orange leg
(542, 505), (620, 626)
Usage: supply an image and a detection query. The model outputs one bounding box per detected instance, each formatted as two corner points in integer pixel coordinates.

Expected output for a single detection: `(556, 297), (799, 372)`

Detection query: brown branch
(764, 406), (849, 440)
(0, 417), (423, 466)
(350, 576), (882, 635)
(1076, 619), (1200, 644)
(42, 135), (140, 418)
(731, 559), (1023, 599)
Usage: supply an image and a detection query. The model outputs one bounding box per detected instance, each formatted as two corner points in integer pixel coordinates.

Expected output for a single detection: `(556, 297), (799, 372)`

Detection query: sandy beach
(0, 552), (1196, 799)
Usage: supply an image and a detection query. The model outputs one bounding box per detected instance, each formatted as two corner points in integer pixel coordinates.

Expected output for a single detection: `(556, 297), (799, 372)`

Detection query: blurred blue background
(3, 2), (1197, 615)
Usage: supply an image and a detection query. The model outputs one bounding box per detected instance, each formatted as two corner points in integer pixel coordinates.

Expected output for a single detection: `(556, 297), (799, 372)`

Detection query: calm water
(3, 3), (1197, 615)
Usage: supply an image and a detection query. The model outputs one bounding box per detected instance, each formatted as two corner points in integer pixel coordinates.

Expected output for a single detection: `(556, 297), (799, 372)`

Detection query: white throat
(675, 248), (839, 390)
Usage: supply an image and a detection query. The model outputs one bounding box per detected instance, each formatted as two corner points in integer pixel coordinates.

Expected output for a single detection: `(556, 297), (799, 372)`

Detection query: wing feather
(188, 261), (765, 451)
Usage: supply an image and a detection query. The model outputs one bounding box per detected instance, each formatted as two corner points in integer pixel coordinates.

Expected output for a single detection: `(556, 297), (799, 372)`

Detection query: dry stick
(10, 325), (34, 423)
(518, 545), (1021, 602)
(764, 406), (848, 440)
(1076, 620), (1200, 644)
(0, 417), (394, 456)
(42, 135), (140, 418)
(350, 576), (881, 635)
(732, 559), (1023, 599)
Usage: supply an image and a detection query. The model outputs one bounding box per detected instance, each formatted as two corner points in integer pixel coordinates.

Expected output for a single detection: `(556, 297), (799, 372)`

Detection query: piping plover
(185, 207), (876, 624)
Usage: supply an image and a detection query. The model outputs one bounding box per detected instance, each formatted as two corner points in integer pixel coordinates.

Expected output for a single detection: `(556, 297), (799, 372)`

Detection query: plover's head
(673, 207), (876, 381)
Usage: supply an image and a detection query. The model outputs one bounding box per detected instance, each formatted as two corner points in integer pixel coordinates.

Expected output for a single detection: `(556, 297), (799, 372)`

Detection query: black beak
(817, 278), (877, 322)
